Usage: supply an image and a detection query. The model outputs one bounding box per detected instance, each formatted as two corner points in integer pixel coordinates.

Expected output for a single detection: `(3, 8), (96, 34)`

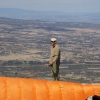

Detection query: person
(49, 38), (61, 81)
(87, 95), (100, 100)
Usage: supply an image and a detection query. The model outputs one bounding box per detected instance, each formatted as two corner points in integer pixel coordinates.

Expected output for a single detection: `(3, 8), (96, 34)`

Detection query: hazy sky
(0, 0), (100, 13)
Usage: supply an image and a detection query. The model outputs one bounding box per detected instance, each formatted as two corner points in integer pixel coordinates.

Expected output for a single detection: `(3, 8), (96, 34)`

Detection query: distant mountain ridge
(0, 8), (64, 18)
(0, 8), (63, 14)
(0, 8), (100, 23)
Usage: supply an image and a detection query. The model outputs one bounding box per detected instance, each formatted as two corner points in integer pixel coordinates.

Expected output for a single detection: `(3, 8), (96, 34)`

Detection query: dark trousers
(51, 63), (60, 81)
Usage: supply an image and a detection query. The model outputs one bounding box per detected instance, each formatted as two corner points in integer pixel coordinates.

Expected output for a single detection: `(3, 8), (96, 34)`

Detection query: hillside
(0, 17), (100, 82)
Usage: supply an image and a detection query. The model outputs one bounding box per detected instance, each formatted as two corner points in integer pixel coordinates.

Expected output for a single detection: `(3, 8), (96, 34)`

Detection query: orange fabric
(0, 77), (100, 100)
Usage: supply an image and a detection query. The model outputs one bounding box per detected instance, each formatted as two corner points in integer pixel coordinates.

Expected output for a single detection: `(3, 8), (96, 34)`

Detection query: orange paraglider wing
(0, 76), (100, 100)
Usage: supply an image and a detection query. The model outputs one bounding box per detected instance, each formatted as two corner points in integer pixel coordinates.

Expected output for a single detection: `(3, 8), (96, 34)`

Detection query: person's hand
(49, 62), (53, 66)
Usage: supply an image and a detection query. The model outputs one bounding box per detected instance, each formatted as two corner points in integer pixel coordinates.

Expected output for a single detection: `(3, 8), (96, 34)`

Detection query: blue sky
(0, 0), (100, 13)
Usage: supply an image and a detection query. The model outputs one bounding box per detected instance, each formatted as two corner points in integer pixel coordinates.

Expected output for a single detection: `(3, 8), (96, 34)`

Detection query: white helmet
(87, 96), (93, 100)
(51, 38), (57, 42)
